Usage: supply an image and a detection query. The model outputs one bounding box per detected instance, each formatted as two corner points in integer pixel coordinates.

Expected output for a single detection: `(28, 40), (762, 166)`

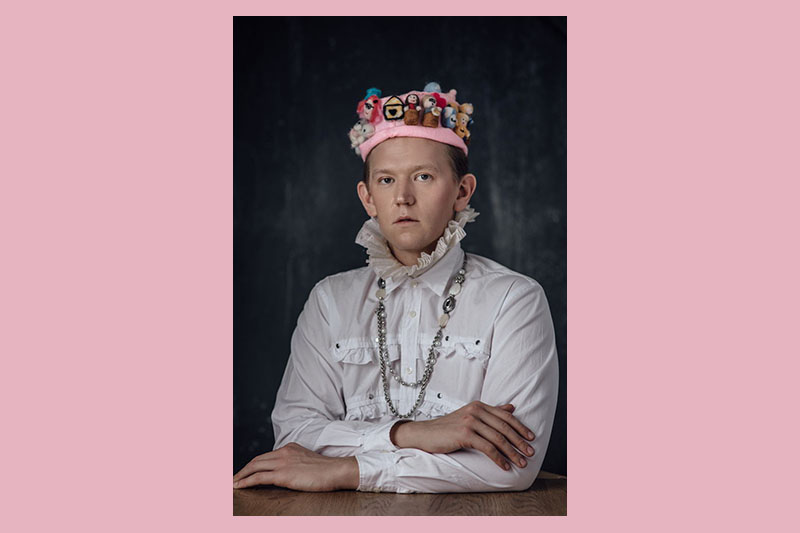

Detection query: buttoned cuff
(355, 452), (400, 492)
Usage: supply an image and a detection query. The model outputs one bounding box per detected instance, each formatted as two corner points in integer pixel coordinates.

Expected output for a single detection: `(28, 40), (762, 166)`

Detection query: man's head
(357, 137), (477, 266)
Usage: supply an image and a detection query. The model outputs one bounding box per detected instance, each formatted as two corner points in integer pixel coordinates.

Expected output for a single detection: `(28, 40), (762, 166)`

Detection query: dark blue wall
(234, 16), (567, 476)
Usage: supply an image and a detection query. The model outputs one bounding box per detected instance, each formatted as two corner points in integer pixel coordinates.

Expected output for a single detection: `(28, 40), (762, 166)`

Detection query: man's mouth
(394, 216), (418, 224)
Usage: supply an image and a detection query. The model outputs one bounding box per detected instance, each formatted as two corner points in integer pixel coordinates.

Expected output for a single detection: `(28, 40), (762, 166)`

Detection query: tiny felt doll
(441, 103), (458, 129)
(453, 112), (471, 142)
(357, 94), (383, 124)
(403, 93), (421, 125)
(458, 102), (474, 116)
(348, 118), (375, 155)
(456, 102), (474, 144)
(421, 93), (446, 128)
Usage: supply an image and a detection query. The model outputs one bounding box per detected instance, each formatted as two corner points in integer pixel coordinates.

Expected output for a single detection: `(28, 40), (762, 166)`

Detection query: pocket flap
(331, 336), (400, 364)
(436, 334), (490, 366)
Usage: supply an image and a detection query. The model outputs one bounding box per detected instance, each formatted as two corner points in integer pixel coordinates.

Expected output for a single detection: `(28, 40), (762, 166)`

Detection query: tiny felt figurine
(357, 93), (383, 124)
(383, 96), (404, 120)
(453, 112), (471, 142)
(403, 93), (421, 125)
(441, 103), (458, 129)
(348, 118), (375, 155)
(457, 102), (474, 144)
(421, 93), (446, 128)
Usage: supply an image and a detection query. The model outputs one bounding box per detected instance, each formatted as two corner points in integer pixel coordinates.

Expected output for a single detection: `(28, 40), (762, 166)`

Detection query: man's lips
(393, 217), (419, 224)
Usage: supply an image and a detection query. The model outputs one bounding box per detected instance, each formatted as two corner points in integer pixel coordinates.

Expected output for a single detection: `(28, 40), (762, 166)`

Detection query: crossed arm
(233, 401), (537, 491)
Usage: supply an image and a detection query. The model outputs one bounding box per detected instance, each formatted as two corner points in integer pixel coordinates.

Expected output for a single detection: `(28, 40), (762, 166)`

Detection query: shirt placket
(400, 281), (422, 418)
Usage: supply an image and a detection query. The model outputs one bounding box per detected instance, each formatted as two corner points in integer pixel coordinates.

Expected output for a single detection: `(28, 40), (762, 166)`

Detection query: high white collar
(354, 205), (479, 282)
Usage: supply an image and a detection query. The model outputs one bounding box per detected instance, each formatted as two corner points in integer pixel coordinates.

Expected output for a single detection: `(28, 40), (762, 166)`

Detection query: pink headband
(347, 82), (474, 162)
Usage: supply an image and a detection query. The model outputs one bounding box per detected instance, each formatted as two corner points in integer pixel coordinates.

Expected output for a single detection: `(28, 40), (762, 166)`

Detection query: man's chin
(386, 235), (440, 258)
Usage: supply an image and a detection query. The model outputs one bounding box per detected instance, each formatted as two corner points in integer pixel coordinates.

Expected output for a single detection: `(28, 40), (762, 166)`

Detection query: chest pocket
(411, 332), (492, 416)
(435, 333), (491, 369)
(330, 336), (399, 420)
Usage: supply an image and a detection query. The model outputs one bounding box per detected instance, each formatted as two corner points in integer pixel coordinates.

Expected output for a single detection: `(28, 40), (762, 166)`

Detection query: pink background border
(3, 0), (799, 530)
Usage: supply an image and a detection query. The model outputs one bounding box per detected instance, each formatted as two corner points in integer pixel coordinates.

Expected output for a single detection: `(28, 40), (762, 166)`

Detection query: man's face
(357, 137), (473, 264)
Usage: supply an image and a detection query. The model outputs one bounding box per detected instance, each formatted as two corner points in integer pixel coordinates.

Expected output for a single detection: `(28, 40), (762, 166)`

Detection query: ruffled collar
(355, 205), (479, 281)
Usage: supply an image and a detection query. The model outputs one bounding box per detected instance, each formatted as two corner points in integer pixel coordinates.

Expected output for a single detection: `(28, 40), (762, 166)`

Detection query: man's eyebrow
(371, 165), (441, 176)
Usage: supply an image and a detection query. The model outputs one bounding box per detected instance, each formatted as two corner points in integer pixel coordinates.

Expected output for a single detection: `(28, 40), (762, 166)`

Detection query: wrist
(390, 420), (415, 448)
(334, 456), (360, 490)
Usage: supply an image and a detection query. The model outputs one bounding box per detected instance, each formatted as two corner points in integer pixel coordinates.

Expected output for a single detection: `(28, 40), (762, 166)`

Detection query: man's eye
(378, 177), (394, 185)
(416, 173), (432, 181)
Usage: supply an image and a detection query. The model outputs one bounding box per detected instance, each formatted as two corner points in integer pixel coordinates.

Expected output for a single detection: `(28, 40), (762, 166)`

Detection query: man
(233, 83), (559, 493)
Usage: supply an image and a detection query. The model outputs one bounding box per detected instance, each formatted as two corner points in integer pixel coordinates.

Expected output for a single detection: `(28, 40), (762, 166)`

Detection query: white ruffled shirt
(271, 210), (559, 493)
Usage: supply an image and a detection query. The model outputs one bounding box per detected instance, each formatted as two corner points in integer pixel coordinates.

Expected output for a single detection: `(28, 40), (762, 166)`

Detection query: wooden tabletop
(233, 471), (566, 516)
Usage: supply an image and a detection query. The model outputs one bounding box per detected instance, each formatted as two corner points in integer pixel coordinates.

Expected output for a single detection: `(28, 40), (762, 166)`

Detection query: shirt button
(368, 394), (374, 400)
(406, 367), (413, 374)
(411, 281), (418, 288)
(409, 311), (416, 318)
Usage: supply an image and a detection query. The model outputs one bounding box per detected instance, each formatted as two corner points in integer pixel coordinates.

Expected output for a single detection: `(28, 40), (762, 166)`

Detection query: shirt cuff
(355, 452), (399, 492)
(360, 419), (401, 452)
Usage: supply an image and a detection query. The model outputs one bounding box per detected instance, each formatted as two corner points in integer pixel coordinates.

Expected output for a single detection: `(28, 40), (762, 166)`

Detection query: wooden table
(233, 471), (566, 515)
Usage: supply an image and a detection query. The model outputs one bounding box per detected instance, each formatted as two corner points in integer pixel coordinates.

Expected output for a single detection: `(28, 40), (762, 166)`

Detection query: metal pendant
(442, 295), (456, 313)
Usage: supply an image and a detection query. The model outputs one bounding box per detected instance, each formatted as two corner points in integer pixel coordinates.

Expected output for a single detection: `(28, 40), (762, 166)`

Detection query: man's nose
(394, 179), (415, 205)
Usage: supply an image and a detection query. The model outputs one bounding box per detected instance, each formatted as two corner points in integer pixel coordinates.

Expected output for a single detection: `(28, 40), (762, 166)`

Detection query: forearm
(335, 456), (360, 490)
(274, 411), (402, 457)
(355, 445), (544, 493)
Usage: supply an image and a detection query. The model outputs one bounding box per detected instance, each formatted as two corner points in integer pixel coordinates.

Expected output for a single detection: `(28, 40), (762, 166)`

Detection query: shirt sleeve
(355, 279), (560, 493)
(271, 281), (400, 456)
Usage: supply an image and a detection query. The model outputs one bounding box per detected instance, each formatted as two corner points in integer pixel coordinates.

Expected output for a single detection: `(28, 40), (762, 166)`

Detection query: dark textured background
(234, 16), (567, 476)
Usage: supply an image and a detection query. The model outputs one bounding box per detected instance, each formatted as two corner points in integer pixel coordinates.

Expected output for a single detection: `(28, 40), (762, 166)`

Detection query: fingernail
(233, 481), (239, 489)
(527, 446), (534, 455)
(503, 462), (510, 470)
(519, 458), (527, 467)
(528, 432), (534, 439)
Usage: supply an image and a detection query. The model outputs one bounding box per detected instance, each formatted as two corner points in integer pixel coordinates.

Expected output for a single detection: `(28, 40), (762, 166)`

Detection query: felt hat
(347, 82), (473, 161)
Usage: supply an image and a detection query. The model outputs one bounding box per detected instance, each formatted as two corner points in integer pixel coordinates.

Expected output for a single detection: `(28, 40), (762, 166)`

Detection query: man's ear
(357, 180), (378, 217)
(454, 173), (477, 212)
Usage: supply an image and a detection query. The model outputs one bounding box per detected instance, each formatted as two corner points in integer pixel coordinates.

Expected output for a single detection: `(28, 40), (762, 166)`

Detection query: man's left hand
(233, 442), (359, 491)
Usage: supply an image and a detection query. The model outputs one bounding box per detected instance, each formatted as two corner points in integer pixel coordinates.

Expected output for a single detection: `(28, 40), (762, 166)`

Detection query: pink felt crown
(347, 82), (474, 161)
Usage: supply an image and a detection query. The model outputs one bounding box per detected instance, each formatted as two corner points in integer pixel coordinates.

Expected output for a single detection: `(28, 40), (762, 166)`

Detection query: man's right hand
(390, 401), (536, 470)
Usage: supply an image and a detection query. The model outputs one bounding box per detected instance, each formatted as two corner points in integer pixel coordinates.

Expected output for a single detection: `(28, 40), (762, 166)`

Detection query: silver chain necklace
(374, 256), (468, 418)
